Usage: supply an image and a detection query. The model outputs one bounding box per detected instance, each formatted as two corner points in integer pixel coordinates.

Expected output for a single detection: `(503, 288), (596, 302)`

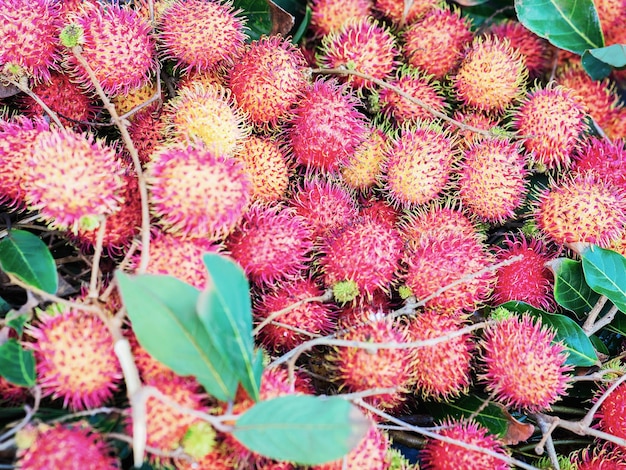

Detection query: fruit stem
(4, 76), (64, 128)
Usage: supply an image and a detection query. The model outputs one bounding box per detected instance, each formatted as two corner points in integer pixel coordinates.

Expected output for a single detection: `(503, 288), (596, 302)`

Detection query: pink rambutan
(492, 235), (556, 310)
(358, 196), (401, 229)
(489, 20), (551, 78)
(15, 423), (119, 469)
(457, 138), (529, 223)
(341, 126), (388, 191)
(318, 214), (403, 299)
(24, 127), (125, 233)
(453, 35), (527, 114)
(27, 306), (122, 410)
(228, 36), (310, 128)
(512, 82), (587, 170)
(127, 328), (177, 382)
(448, 108), (500, 150)
(595, 380), (626, 441)
(317, 17), (398, 91)
(402, 8), (474, 80)
(0, 375), (29, 405)
(174, 443), (236, 470)
(64, 3), (156, 96)
(288, 78), (368, 172)
(479, 313), (571, 411)
(0, 0), (61, 82)
(226, 203), (314, 285)
(420, 418), (510, 470)
(337, 290), (392, 327)
(535, 172), (626, 248)
(309, 0), (372, 37)
(146, 143), (251, 239)
(572, 137), (626, 190)
(573, 445), (626, 470)
(158, 0), (246, 74)
(373, 0), (441, 26)
(128, 105), (166, 165)
(383, 124), (457, 208)
(254, 277), (336, 352)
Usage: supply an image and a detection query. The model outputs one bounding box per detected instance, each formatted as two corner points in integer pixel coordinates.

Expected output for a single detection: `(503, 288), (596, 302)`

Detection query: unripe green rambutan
(535, 172), (626, 247)
(403, 8), (473, 80)
(479, 313), (571, 411)
(159, 0), (246, 74)
(383, 124), (457, 207)
(288, 78), (368, 172)
(15, 423), (119, 469)
(572, 137), (626, 190)
(64, 3), (156, 95)
(147, 143), (251, 239)
(309, 0), (372, 37)
(341, 126), (388, 191)
(27, 306), (122, 410)
(512, 82), (587, 170)
(453, 35), (527, 114)
(373, 0), (441, 26)
(228, 36), (310, 128)
(318, 17), (398, 91)
(489, 20), (551, 78)
(457, 138), (529, 223)
(226, 203), (314, 285)
(420, 418), (510, 470)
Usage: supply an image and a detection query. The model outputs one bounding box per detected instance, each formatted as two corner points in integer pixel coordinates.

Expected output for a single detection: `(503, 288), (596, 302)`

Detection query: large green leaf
(0, 338), (35, 387)
(116, 272), (238, 402)
(581, 245), (626, 313)
(232, 395), (370, 465)
(197, 254), (262, 402)
(515, 0), (603, 54)
(582, 49), (614, 80)
(589, 44), (626, 67)
(0, 229), (57, 294)
(429, 394), (509, 437)
(500, 302), (599, 367)
(553, 258), (601, 319)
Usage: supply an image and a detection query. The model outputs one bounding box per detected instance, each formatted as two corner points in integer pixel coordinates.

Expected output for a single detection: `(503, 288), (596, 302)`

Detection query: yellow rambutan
(489, 20), (551, 78)
(111, 81), (158, 118)
(309, 0), (372, 37)
(341, 125), (388, 191)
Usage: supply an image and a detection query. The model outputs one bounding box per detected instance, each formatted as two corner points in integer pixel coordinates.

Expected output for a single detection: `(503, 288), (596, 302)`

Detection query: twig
(4, 76), (64, 128)
(49, 407), (127, 424)
(88, 217), (107, 300)
(582, 295), (609, 333)
(0, 214), (42, 239)
(106, 432), (194, 463)
(533, 413), (560, 467)
(579, 372), (626, 429)
(586, 305), (619, 337)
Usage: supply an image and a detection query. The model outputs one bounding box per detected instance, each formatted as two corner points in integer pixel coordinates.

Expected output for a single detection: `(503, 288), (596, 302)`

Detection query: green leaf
(232, 395), (370, 465)
(514, 0), (603, 54)
(500, 301), (599, 367)
(582, 49), (614, 80)
(589, 334), (609, 356)
(553, 258), (601, 319)
(6, 312), (29, 336)
(429, 394), (509, 437)
(235, 0), (272, 41)
(0, 297), (11, 316)
(0, 338), (35, 387)
(589, 44), (626, 67)
(581, 245), (626, 313)
(197, 253), (261, 401)
(116, 272), (238, 402)
(0, 229), (57, 294)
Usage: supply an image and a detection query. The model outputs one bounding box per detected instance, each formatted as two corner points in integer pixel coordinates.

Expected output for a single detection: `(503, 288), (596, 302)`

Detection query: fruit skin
(128, 106), (166, 165)
(309, 0), (372, 37)
(489, 20), (551, 78)
(373, 0), (442, 26)
(572, 136), (626, 190)
(341, 126), (388, 191)
(572, 445), (626, 470)
(420, 418), (510, 470)
(479, 313), (571, 412)
(595, 381), (626, 441)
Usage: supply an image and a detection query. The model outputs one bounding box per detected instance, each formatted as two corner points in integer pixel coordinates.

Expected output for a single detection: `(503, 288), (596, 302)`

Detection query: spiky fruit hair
(420, 418), (510, 470)
(147, 143), (251, 239)
(111, 81), (157, 118)
(158, 0), (246, 74)
(317, 17), (398, 91)
(128, 106), (166, 165)
(403, 7), (474, 80)
(449, 108), (500, 150)
(535, 172), (626, 248)
(15, 423), (119, 469)
(571, 444), (626, 470)
(595, 380), (626, 442)
(24, 127), (124, 233)
(341, 125), (388, 191)
(489, 20), (551, 78)
(64, 3), (156, 96)
(479, 313), (571, 411)
(309, 0), (372, 37)
(229, 35), (310, 128)
(373, 0), (441, 26)
(572, 137), (626, 190)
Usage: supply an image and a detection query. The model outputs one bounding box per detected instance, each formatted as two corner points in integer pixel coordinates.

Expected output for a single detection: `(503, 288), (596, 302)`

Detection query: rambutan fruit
(336, 290), (392, 327)
(234, 134), (293, 203)
(378, 66), (448, 126)
(479, 313), (571, 411)
(15, 422), (119, 469)
(420, 418), (510, 470)
(228, 36), (310, 128)
(64, 3), (156, 96)
(405, 309), (474, 400)
(535, 172), (626, 248)
(318, 214), (403, 299)
(595, 380), (626, 441)
(572, 137), (626, 190)
(453, 35), (527, 114)
(309, 0), (372, 37)
(0, 0), (61, 82)
(158, 0), (246, 74)
(317, 17), (398, 91)
(373, 0), (441, 26)
(27, 306), (122, 410)
(341, 125), (388, 191)
(383, 123), (457, 208)
(492, 235), (556, 310)
(0, 375), (29, 405)
(572, 444), (626, 470)
(290, 176), (359, 240)
(327, 315), (413, 410)
(226, 203), (314, 285)
(111, 81), (158, 118)
(457, 138), (529, 223)
(512, 82), (587, 170)
(448, 108), (500, 150)
(162, 82), (250, 157)
(404, 231), (495, 312)
(128, 105), (166, 165)
(489, 20), (551, 78)
(174, 442), (235, 470)
(358, 196), (401, 229)
(288, 78), (368, 172)
(24, 127), (125, 233)
(254, 277), (336, 352)
(146, 143), (251, 239)
(402, 7), (473, 80)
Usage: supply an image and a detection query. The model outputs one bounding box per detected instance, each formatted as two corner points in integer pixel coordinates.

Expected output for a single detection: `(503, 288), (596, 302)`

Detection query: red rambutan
(358, 196), (401, 229)
(0, 375), (29, 405)
(595, 380), (626, 441)
(572, 137), (626, 190)
(373, 0), (441, 26)
(572, 445), (626, 470)
(341, 125), (388, 191)
(336, 290), (392, 327)
(489, 20), (551, 78)
(309, 0), (372, 37)
(128, 105), (166, 165)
